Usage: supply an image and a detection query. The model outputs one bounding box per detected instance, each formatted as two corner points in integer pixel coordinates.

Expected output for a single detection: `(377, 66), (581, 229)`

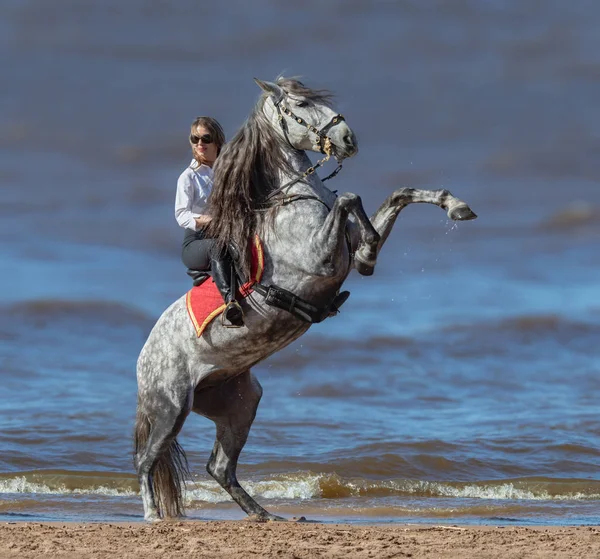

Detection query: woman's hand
(195, 215), (212, 229)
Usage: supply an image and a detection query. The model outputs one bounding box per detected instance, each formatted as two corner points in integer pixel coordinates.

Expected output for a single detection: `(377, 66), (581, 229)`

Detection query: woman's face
(192, 125), (218, 166)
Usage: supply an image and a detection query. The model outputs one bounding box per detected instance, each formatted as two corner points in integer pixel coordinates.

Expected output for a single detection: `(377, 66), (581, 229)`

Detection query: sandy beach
(0, 522), (597, 559)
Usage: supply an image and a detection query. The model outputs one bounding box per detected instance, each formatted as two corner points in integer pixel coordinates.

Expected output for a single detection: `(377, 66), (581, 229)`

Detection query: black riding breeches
(181, 228), (219, 271)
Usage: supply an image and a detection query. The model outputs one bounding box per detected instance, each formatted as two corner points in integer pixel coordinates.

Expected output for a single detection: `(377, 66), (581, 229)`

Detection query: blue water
(1, 0), (599, 525)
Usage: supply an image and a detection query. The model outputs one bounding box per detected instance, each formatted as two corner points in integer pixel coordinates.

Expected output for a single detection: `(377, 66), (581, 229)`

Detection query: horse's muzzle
(333, 134), (358, 160)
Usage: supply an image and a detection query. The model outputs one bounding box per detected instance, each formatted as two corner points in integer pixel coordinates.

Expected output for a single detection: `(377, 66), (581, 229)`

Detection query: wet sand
(0, 522), (597, 558)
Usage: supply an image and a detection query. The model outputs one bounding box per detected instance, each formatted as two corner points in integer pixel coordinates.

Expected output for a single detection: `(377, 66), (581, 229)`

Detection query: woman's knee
(182, 239), (213, 270)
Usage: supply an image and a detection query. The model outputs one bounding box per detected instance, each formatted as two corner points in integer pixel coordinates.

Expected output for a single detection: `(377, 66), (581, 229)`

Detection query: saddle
(186, 236), (264, 337)
(185, 236), (351, 336)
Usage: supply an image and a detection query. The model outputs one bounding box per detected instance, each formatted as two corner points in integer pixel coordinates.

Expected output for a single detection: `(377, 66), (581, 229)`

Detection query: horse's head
(255, 77), (358, 161)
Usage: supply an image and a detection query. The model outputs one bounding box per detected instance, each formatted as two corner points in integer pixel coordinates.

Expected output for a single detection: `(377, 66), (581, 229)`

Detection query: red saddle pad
(186, 235), (264, 337)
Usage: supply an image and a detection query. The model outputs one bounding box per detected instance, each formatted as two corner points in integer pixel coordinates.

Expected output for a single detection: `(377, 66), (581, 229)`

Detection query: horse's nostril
(343, 134), (354, 146)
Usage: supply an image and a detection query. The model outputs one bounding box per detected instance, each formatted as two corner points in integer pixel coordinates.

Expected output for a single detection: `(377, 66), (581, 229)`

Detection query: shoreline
(1, 521), (598, 558)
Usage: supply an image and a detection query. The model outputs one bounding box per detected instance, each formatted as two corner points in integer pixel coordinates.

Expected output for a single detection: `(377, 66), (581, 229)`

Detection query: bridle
(273, 95), (345, 155)
(263, 95), (346, 203)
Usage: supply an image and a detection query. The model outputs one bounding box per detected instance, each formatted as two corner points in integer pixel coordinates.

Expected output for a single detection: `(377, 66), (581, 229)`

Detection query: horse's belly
(199, 311), (310, 372)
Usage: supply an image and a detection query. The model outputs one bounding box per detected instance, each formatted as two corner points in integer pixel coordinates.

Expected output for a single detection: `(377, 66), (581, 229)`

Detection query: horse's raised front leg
(370, 188), (477, 252)
(309, 192), (380, 276)
(193, 371), (283, 521)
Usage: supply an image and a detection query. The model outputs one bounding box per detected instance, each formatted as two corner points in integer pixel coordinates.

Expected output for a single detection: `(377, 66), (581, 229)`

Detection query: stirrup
(221, 300), (244, 328)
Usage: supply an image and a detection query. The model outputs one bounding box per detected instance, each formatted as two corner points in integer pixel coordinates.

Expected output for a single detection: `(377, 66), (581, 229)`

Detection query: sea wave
(1, 299), (152, 327)
(0, 477), (137, 498)
(0, 471), (138, 497)
(540, 201), (597, 230)
(268, 313), (600, 369)
(311, 474), (600, 502)
(2, 471), (598, 504)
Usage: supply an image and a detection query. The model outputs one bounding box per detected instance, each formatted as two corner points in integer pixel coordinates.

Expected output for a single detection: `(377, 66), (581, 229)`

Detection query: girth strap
(252, 282), (350, 324)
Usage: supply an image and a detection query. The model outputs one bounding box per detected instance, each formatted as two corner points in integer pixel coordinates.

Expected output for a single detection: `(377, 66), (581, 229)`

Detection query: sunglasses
(190, 133), (214, 145)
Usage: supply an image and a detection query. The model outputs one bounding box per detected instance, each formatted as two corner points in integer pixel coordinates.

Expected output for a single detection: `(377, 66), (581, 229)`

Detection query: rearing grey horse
(134, 77), (476, 522)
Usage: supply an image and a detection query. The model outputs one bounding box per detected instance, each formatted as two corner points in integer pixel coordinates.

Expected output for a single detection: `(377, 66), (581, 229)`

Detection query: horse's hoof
(355, 262), (374, 276)
(292, 516), (320, 523)
(267, 514), (287, 522)
(245, 513), (287, 522)
(354, 253), (375, 276)
(449, 204), (477, 221)
(145, 513), (161, 523)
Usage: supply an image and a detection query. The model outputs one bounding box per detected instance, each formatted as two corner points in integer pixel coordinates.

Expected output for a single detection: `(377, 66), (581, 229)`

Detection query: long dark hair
(189, 116), (226, 168)
(206, 78), (333, 276)
(206, 90), (291, 276)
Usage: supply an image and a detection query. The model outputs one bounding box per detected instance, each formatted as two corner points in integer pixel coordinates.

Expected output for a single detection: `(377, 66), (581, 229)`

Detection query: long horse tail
(133, 407), (190, 518)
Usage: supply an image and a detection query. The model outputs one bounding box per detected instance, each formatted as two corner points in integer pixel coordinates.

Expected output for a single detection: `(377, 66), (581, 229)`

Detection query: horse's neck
(258, 148), (346, 297)
(282, 150), (338, 206)
(287, 149), (313, 173)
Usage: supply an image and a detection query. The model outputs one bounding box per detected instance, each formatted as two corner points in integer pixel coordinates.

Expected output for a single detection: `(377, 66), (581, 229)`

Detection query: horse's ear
(254, 78), (284, 102)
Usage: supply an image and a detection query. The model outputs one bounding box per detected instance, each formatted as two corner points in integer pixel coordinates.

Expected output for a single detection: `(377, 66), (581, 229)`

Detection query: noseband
(273, 96), (345, 155)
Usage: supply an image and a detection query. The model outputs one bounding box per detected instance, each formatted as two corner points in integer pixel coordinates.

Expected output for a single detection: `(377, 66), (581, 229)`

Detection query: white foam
(2, 474), (598, 503)
(405, 480), (600, 501)
(185, 474), (321, 504)
(0, 477), (137, 497)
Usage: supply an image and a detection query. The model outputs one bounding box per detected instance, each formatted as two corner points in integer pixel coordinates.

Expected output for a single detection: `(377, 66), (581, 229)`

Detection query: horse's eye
(295, 100), (308, 108)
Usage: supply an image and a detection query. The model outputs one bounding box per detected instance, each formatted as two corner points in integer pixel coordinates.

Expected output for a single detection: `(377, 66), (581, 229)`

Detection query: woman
(174, 116), (244, 327)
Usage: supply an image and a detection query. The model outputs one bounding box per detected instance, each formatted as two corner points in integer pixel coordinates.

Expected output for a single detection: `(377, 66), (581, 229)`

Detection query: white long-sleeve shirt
(174, 161), (214, 230)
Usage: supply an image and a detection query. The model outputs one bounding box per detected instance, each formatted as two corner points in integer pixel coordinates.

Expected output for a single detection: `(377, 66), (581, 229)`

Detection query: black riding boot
(210, 255), (244, 327)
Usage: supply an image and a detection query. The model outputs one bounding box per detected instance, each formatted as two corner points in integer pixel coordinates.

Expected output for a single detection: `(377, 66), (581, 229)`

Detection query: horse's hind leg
(134, 383), (192, 521)
(193, 371), (282, 521)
